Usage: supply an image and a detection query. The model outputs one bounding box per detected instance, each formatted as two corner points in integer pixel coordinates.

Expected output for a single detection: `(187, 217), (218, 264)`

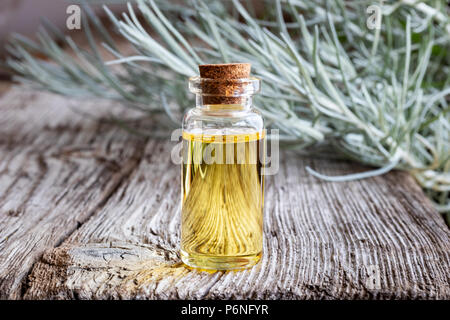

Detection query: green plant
(4, 0), (450, 221)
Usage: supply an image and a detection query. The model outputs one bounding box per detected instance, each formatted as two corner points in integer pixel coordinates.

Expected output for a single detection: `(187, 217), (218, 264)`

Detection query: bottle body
(181, 104), (265, 270)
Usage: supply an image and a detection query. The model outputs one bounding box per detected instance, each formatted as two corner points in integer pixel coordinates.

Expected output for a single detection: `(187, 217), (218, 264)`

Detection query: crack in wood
(0, 87), (150, 299)
(19, 140), (149, 299)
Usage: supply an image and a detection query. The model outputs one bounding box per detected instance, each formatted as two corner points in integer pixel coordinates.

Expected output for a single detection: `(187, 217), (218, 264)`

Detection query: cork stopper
(198, 63), (251, 105)
(199, 63), (251, 79)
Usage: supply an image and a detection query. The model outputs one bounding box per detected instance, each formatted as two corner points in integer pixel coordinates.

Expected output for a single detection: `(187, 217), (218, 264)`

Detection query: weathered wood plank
(24, 139), (450, 299)
(1, 86), (449, 300)
(0, 87), (147, 299)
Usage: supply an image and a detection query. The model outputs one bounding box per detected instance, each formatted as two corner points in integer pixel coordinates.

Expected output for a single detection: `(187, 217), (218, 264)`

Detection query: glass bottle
(181, 63), (265, 271)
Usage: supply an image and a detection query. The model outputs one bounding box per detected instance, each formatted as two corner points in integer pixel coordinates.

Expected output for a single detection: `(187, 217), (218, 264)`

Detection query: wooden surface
(0, 86), (449, 300)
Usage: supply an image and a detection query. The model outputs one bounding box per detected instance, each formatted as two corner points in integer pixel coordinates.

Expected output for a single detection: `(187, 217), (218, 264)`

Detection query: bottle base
(180, 250), (262, 271)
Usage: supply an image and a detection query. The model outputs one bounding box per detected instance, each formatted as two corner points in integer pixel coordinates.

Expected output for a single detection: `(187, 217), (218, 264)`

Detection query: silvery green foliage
(5, 0), (450, 219)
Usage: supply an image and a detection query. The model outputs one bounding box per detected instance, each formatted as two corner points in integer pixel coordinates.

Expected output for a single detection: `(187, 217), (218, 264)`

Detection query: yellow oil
(181, 130), (265, 270)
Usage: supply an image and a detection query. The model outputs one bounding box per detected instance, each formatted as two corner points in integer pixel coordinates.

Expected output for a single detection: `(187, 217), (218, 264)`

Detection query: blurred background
(0, 0), (127, 79)
(0, 0), (68, 49)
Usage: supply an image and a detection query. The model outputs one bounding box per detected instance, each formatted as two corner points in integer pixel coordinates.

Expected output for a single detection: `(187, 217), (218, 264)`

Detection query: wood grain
(0, 87), (147, 299)
(0, 86), (449, 299)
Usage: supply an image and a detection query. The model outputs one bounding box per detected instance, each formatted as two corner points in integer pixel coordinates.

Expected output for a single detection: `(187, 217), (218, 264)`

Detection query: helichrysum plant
(4, 0), (450, 222)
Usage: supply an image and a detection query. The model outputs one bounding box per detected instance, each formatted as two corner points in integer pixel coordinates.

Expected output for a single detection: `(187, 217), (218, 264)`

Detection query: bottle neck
(189, 76), (260, 112)
(195, 95), (253, 111)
